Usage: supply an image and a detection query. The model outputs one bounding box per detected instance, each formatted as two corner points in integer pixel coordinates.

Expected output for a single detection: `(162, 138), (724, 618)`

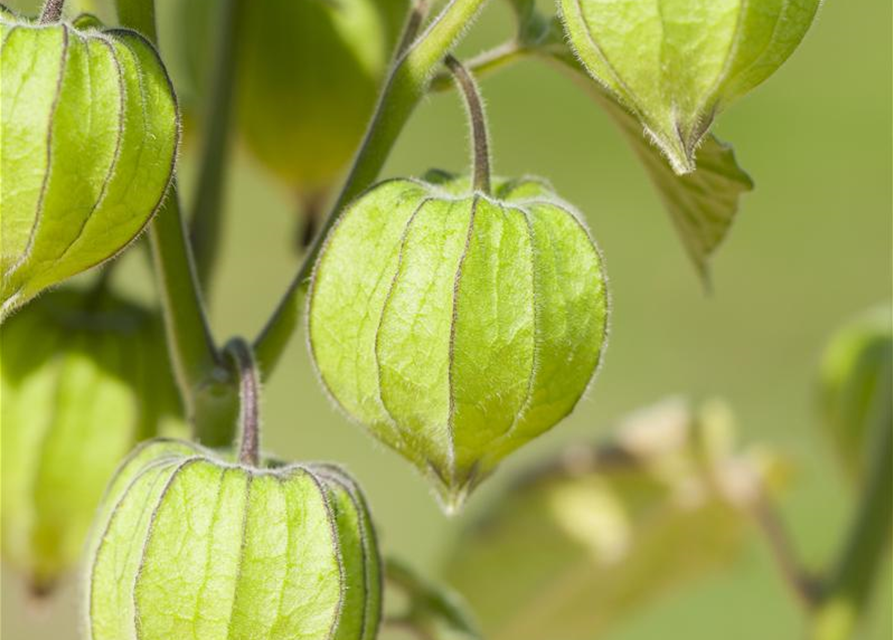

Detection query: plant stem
(114, 0), (230, 446)
(189, 0), (243, 292)
(252, 0), (490, 379)
(811, 402), (892, 640)
(430, 40), (529, 92)
(753, 497), (820, 608)
(39, 0), (65, 23)
(226, 338), (261, 467)
(444, 54), (491, 194)
(394, 0), (432, 58)
(148, 188), (222, 407)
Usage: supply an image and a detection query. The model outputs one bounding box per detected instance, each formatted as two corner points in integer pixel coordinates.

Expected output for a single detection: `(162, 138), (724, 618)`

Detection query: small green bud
(87, 439), (382, 640)
(0, 12), (179, 319)
(0, 287), (185, 593)
(235, 0), (405, 192)
(308, 172), (609, 510)
(558, 0), (820, 173)
(819, 306), (892, 481)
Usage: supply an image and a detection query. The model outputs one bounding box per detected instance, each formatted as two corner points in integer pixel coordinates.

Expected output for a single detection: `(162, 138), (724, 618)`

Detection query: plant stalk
(39, 0), (65, 23)
(430, 40), (529, 92)
(811, 400), (892, 640)
(226, 338), (261, 467)
(252, 0), (491, 379)
(189, 0), (243, 292)
(394, 0), (432, 58)
(114, 0), (233, 448)
(444, 54), (491, 194)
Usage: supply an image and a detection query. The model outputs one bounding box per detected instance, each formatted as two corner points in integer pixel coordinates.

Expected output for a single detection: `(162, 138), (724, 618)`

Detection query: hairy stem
(811, 403), (892, 640)
(39, 0), (65, 23)
(114, 0), (230, 445)
(226, 338), (261, 467)
(189, 0), (243, 292)
(252, 0), (490, 379)
(445, 54), (491, 194)
(147, 190), (222, 411)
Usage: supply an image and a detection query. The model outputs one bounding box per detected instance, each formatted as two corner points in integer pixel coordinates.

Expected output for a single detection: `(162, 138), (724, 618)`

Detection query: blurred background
(2, 0), (890, 638)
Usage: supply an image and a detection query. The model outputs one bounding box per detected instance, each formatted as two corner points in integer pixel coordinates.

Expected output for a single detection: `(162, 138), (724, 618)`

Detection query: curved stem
(252, 0), (491, 379)
(811, 404), (892, 640)
(39, 0), (65, 23)
(753, 497), (821, 608)
(444, 54), (491, 194)
(189, 0), (243, 292)
(226, 338), (261, 467)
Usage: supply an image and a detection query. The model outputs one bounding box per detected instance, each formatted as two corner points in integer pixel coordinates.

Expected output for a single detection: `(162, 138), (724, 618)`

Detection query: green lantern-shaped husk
(558, 0), (821, 173)
(236, 0), (406, 195)
(819, 305), (892, 482)
(0, 285), (185, 594)
(87, 341), (382, 640)
(308, 58), (610, 511)
(0, 7), (179, 319)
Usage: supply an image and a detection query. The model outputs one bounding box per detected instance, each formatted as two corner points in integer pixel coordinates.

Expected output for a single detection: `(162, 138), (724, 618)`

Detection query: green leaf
(443, 399), (768, 640)
(545, 39), (753, 282)
(308, 175), (608, 510)
(0, 286), (185, 593)
(819, 305), (893, 482)
(88, 442), (382, 639)
(557, 0), (820, 173)
(0, 16), (179, 319)
(608, 102), (754, 284)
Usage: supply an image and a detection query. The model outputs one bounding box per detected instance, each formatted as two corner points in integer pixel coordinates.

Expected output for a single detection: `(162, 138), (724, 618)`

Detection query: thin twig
(430, 40), (529, 92)
(753, 497), (821, 608)
(444, 54), (491, 194)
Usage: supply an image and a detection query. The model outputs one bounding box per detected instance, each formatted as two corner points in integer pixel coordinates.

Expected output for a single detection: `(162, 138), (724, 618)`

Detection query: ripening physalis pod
(0, 7), (178, 319)
(558, 0), (821, 173)
(308, 57), (609, 511)
(87, 335), (380, 640)
(0, 286), (185, 594)
(236, 0), (406, 194)
(87, 439), (382, 640)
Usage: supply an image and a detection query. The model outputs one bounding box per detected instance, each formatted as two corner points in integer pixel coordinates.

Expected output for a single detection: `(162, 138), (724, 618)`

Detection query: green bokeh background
(2, 0), (891, 638)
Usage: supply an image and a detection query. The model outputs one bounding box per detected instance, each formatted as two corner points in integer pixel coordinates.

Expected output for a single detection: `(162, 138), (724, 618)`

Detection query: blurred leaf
(387, 557), (484, 640)
(442, 398), (770, 640)
(819, 304), (893, 482)
(542, 33), (754, 284)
